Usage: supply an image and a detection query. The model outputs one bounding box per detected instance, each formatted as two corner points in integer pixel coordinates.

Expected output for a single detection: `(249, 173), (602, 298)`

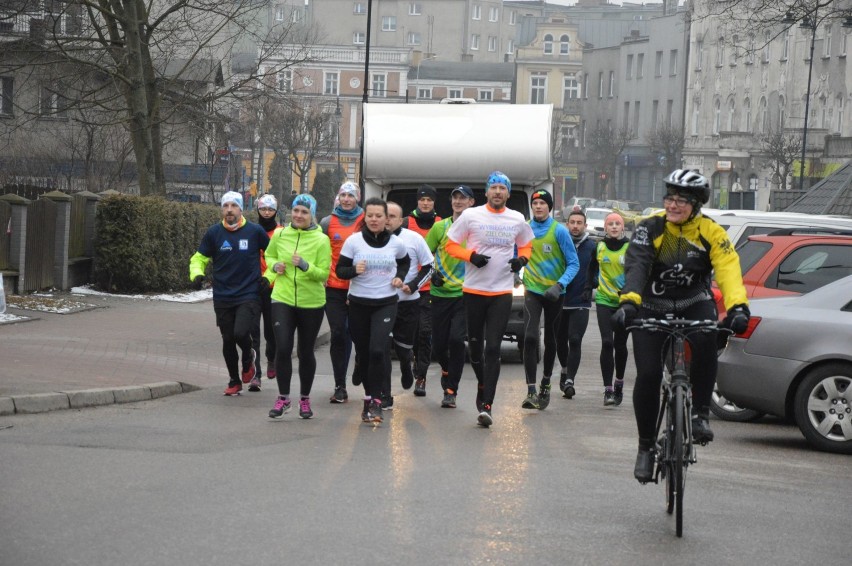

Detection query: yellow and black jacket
(620, 212), (747, 313)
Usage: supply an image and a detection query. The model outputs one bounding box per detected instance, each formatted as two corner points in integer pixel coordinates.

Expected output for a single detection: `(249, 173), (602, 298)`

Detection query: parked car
(711, 230), (852, 421)
(715, 275), (852, 454)
(584, 207), (613, 239)
(702, 209), (852, 247)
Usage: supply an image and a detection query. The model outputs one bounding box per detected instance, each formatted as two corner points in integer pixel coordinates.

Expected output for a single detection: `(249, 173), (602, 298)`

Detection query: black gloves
(191, 275), (204, 290)
(612, 302), (639, 330)
(543, 283), (562, 302)
(723, 304), (750, 334)
(431, 271), (445, 287)
(470, 252), (490, 268)
(508, 256), (528, 273)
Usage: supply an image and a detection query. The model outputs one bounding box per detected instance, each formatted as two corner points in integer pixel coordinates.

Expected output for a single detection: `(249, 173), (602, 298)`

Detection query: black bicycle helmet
(663, 169), (710, 204)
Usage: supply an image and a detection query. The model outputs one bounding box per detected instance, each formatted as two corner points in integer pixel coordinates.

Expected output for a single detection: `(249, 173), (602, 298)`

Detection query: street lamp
(334, 97), (342, 180)
(782, 9), (818, 192)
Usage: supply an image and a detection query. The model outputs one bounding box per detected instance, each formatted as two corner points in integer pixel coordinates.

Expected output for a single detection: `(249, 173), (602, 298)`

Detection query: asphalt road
(0, 338), (847, 565)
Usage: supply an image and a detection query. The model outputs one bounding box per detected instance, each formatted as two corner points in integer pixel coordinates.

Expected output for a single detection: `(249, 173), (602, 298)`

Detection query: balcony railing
(271, 45), (410, 65)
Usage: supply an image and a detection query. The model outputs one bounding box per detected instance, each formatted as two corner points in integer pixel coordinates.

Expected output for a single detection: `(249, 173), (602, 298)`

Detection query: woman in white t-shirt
(336, 198), (410, 424)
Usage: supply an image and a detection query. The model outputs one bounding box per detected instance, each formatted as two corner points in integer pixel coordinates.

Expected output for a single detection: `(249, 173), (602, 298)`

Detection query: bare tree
(0, 0), (317, 196)
(262, 97), (338, 194)
(584, 122), (631, 200)
(644, 124), (685, 173)
(759, 129), (802, 191)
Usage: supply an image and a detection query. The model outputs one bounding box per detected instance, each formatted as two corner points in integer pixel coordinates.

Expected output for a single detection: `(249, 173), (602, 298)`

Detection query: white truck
(361, 101), (555, 355)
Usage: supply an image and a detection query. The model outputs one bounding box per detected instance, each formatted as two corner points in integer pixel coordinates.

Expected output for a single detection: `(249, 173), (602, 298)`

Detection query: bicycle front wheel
(673, 385), (685, 537)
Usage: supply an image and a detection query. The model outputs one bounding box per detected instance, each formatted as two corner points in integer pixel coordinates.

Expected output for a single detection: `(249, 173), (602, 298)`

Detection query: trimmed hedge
(93, 195), (221, 293)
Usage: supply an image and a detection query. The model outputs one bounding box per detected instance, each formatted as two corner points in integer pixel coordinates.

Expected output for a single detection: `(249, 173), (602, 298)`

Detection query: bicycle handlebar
(628, 318), (723, 332)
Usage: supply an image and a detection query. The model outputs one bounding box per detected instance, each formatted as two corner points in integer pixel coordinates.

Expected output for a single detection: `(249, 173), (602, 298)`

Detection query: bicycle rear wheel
(663, 394), (675, 514)
(673, 386), (685, 537)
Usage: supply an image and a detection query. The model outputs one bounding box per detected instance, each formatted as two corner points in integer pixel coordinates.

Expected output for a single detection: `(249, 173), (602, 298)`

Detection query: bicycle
(629, 316), (728, 538)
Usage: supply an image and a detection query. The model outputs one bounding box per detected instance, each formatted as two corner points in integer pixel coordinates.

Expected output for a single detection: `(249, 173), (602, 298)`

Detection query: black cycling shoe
(634, 449), (655, 483)
(692, 416), (715, 444)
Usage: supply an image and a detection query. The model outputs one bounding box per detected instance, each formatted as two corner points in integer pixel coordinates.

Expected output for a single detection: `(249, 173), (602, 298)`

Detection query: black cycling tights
(632, 300), (718, 441)
(596, 304), (629, 388)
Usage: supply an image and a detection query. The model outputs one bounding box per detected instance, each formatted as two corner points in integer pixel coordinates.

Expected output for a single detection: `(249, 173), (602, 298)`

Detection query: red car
(713, 229), (852, 316)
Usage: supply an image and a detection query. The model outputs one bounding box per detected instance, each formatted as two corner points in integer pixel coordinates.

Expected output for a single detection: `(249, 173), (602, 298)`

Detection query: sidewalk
(0, 291), (329, 415)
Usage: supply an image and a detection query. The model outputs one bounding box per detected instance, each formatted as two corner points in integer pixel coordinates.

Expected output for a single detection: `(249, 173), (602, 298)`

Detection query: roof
(785, 160), (852, 216)
(408, 62), (515, 82)
(159, 58), (224, 86)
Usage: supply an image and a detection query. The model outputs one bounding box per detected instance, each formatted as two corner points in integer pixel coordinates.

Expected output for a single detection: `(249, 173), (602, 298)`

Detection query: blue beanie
(291, 193), (317, 218)
(486, 171), (511, 192)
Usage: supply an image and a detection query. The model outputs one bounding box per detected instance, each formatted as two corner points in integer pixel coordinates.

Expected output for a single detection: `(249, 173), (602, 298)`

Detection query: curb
(0, 330), (331, 417)
(0, 382), (201, 416)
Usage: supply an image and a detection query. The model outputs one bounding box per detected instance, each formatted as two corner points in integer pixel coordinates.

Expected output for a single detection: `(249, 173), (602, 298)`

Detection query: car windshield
(737, 240), (773, 275)
(585, 209), (610, 220)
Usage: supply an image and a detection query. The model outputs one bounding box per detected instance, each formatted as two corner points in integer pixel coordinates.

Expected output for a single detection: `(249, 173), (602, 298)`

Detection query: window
(382, 16), (396, 31)
(488, 36), (497, 52)
(371, 74), (386, 97)
(691, 100), (700, 135)
(730, 35), (738, 65)
(626, 54), (634, 79)
(633, 101), (640, 137)
(560, 35), (570, 56)
(581, 119), (586, 147)
(763, 30), (771, 63)
(470, 34), (479, 50)
(324, 71), (339, 96)
(478, 89), (493, 102)
(772, 245), (852, 294)
(824, 25), (832, 58)
(291, 7), (302, 22)
(669, 49), (678, 75)
(746, 34), (755, 64)
(0, 77), (13, 116)
(782, 31), (790, 60)
(506, 39), (515, 55)
(409, 2), (421, 16)
(418, 87), (432, 100)
(354, 2), (366, 15)
(608, 71), (615, 97)
(779, 95), (786, 128)
(837, 96), (844, 134)
(655, 50), (663, 76)
(666, 99), (674, 128)
(743, 98), (752, 132)
(563, 74), (579, 103)
(637, 53), (644, 78)
(275, 6), (285, 21)
(544, 34), (553, 55)
(353, 31), (366, 44)
(407, 32), (421, 46)
(842, 31), (849, 57)
(530, 73), (547, 104)
(489, 7), (499, 22)
(713, 99), (721, 134)
(472, 4), (481, 20)
(759, 96), (768, 133)
(696, 39), (704, 70)
(277, 70), (291, 92)
(716, 36), (725, 66)
(727, 98), (735, 131)
(598, 72), (604, 98)
(583, 74), (588, 99)
(623, 101), (630, 131)
(510, 10), (517, 25)
(40, 87), (67, 119)
(449, 88), (462, 99)
(652, 99), (659, 127)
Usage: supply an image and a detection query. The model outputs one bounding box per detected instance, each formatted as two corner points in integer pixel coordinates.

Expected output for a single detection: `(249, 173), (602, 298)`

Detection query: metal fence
(22, 198), (56, 292)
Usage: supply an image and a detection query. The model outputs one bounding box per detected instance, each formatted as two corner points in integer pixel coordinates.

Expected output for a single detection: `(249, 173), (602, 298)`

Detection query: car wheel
(793, 363), (852, 455)
(710, 385), (764, 422)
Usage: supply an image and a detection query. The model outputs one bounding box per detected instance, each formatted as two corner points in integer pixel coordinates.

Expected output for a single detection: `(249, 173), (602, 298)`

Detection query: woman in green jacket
(264, 194), (331, 420)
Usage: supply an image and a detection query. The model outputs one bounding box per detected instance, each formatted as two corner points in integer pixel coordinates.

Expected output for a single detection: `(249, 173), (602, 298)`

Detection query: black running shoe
(521, 392), (540, 410)
(414, 377), (426, 397)
(441, 391), (456, 408)
(477, 404), (493, 427)
(634, 448), (654, 483)
(604, 391), (616, 406)
(361, 399), (372, 422)
(692, 415), (715, 443)
(537, 383), (551, 410)
(613, 388), (624, 406)
(370, 399), (384, 423)
(401, 361), (414, 390)
(381, 394), (394, 411)
(562, 380), (575, 399)
(330, 386), (348, 404)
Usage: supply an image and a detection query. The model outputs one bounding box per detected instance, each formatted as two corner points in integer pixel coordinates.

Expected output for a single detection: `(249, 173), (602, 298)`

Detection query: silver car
(715, 275), (852, 455)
